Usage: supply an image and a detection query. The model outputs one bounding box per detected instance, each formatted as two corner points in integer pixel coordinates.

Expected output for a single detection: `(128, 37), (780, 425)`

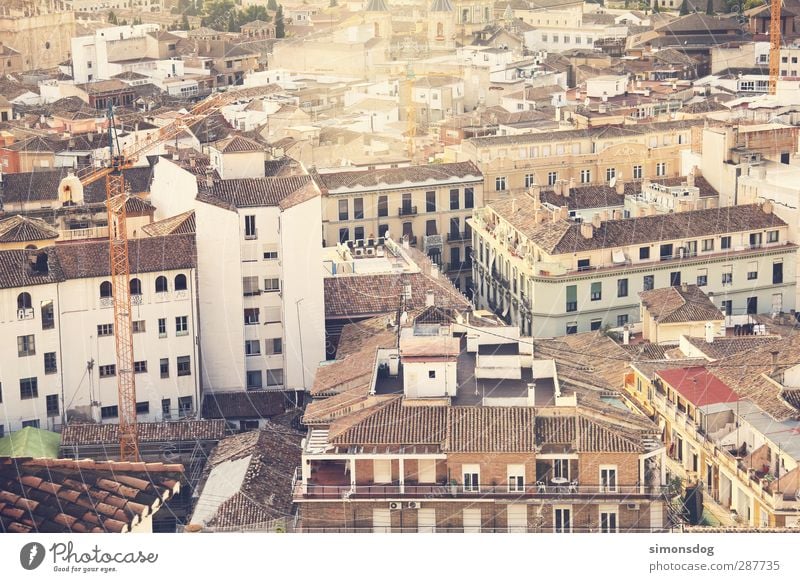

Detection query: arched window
(155, 275), (168, 293)
(130, 278), (142, 295)
(25, 244), (37, 250)
(17, 292), (32, 309)
(174, 273), (187, 291)
(100, 281), (112, 298)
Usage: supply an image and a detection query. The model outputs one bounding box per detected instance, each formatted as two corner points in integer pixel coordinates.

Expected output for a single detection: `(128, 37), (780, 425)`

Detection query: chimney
(762, 200), (774, 214)
(580, 222), (594, 239)
(530, 184), (541, 198)
(425, 290), (435, 307)
(623, 325), (630, 345)
(681, 281), (688, 293)
(600, 210), (609, 222)
(705, 321), (714, 344)
(615, 179), (625, 195)
(559, 205), (569, 220)
(591, 213), (602, 229)
(687, 166), (696, 187)
(612, 209), (623, 220)
(430, 263), (439, 279)
(554, 180), (563, 196)
(204, 168), (213, 188)
(567, 177), (575, 196)
(770, 350), (780, 373)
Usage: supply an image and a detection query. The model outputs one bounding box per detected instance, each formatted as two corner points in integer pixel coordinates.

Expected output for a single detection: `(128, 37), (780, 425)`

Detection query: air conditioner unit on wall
(407, 501), (419, 509)
(627, 503), (640, 510)
(389, 502), (401, 510)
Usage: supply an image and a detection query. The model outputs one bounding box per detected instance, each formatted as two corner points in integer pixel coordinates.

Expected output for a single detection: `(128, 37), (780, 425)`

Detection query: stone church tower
(364, 0), (392, 39)
(428, 0), (456, 51)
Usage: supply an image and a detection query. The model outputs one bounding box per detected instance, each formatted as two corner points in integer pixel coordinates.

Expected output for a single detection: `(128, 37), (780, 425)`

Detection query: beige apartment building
(452, 120), (704, 203)
(0, 2), (75, 71)
(469, 197), (796, 337)
(315, 162), (483, 292)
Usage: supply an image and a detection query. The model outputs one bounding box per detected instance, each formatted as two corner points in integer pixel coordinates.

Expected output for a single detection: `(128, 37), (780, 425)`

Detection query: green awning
(0, 426), (61, 458)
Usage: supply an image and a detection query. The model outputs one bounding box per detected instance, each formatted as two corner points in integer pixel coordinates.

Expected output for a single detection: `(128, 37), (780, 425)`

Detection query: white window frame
(554, 506), (572, 533)
(599, 505), (619, 533)
(507, 464), (525, 492)
(600, 465), (618, 493)
(463, 463), (480, 492)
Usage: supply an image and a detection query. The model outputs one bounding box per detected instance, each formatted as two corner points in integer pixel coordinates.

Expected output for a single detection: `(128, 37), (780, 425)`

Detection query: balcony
(447, 260), (472, 272)
(59, 226), (109, 241)
(447, 231), (470, 242)
(398, 205), (417, 217)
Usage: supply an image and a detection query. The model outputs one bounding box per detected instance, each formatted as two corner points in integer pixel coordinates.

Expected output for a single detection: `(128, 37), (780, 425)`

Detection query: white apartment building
(469, 197), (796, 337)
(0, 232), (200, 436)
(148, 138), (325, 394)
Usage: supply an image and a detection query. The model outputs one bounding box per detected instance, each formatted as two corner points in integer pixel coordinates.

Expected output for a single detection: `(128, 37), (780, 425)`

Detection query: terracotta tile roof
(0, 136), (58, 153)
(657, 366), (740, 407)
(491, 200), (785, 254)
(683, 335), (781, 360)
(315, 162), (482, 192)
(201, 391), (287, 419)
(536, 415), (643, 453)
(540, 184), (626, 211)
(640, 284), (724, 324)
(213, 135), (264, 153)
(336, 317), (394, 358)
(448, 407), (537, 452)
(192, 425), (301, 529)
(141, 210), (196, 237)
(198, 175), (313, 208)
(0, 166), (154, 204)
(0, 215), (58, 242)
(60, 420), (226, 446)
(124, 196), (154, 216)
(324, 271), (470, 318)
(330, 398), (447, 447)
(782, 390), (800, 411)
(621, 343), (671, 360)
(310, 330), (396, 397)
(0, 457), (183, 533)
(0, 247), (64, 290)
(55, 233), (196, 279)
(534, 332), (633, 391)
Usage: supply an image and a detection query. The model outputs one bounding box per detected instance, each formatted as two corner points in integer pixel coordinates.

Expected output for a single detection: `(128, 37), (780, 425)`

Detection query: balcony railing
(398, 205), (418, 216)
(447, 231), (470, 242)
(447, 260), (472, 272)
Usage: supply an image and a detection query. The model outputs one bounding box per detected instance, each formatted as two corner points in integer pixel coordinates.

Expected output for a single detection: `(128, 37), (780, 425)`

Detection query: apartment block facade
(469, 198), (795, 337)
(315, 162), (483, 292)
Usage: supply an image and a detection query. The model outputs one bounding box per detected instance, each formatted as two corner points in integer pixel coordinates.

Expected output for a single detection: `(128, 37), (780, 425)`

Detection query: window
(177, 356), (191, 376)
(158, 318), (167, 337)
(507, 464), (525, 492)
(264, 278), (280, 292)
(548, 171), (558, 186)
(656, 162), (666, 177)
(136, 401), (150, 415)
(263, 306), (281, 323)
(643, 275), (654, 291)
(617, 278), (628, 297)
(450, 189), (460, 210)
(580, 169), (591, 183)
(639, 247), (650, 260)
(99, 281), (113, 298)
(599, 466), (618, 492)
(768, 230), (779, 243)
(17, 292), (32, 310)
(566, 285), (577, 312)
(244, 215), (257, 238)
(599, 508), (618, 533)
(773, 261), (783, 284)
(243, 276), (260, 296)
(590, 282), (602, 301)
(175, 316), (188, 335)
(747, 262), (758, 280)
(247, 370), (263, 389)
(721, 270), (732, 286)
(160, 358), (169, 378)
(20, 378), (38, 400)
(265, 337), (283, 355)
(246, 340), (261, 356)
(178, 396), (193, 417)
(44, 352), (57, 374)
(263, 248), (278, 260)
(98, 323), (114, 337)
(338, 228), (349, 243)
(99, 364), (116, 378)
(749, 232), (763, 249)
(155, 275), (168, 293)
(426, 191), (436, 212)
(633, 165), (642, 180)
(554, 508), (571, 533)
(617, 314), (629, 327)
(495, 176), (507, 191)
(377, 195), (388, 217)
(465, 188), (474, 208)
(129, 278), (142, 295)
(463, 464), (480, 492)
(174, 274), (187, 291)
(401, 193), (413, 215)
(670, 272), (681, 286)
(566, 321), (578, 335)
(746, 297), (758, 315)
(577, 258), (590, 271)
(606, 168), (616, 182)
(353, 197), (364, 219)
(721, 236), (731, 250)
(378, 223), (389, 239)
(702, 239), (714, 252)
(21, 420), (40, 429)
(132, 320), (145, 333)
(266, 369), (283, 386)
(134, 361), (147, 373)
(244, 308), (260, 325)
(591, 319), (602, 331)
(721, 300), (732, 316)
(41, 300), (54, 330)
(42, 394), (59, 418)
(17, 335), (35, 357)
(101, 405), (118, 419)
(685, 240), (697, 257)
(697, 268), (708, 287)
(338, 199), (349, 221)
(162, 398), (171, 416)
(524, 173), (535, 188)
(659, 243), (673, 260)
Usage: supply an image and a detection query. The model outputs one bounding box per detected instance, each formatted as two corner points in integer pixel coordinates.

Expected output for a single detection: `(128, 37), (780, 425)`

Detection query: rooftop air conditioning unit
(389, 502), (401, 510)
(406, 501), (419, 509)
(354, 248), (364, 256)
(365, 247), (376, 256)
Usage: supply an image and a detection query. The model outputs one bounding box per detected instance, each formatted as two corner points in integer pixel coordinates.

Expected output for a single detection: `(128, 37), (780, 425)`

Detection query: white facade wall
(403, 360), (457, 398)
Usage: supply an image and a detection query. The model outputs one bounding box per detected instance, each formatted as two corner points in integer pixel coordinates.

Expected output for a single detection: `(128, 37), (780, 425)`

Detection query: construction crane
(63, 90), (249, 461)
(769, 0), (782, 95)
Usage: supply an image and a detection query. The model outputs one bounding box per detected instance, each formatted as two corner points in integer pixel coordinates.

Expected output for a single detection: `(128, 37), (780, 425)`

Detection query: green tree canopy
(679, 0), (690, 14)
(275, 4), (285, 37)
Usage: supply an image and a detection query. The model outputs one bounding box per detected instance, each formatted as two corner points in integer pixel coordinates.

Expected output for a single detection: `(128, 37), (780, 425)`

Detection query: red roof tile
(657, 366), (740, 407)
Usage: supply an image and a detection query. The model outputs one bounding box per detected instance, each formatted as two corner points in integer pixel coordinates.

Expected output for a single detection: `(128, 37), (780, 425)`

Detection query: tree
(679, 0), (690, 14)
(268, 0), (278, 10)
(108, 10), (118, 24)
(202, 0), (237, 30)
(242, 5), (270, 23)
(706, 0), (714, 14)
(275, 4), (285, 38)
